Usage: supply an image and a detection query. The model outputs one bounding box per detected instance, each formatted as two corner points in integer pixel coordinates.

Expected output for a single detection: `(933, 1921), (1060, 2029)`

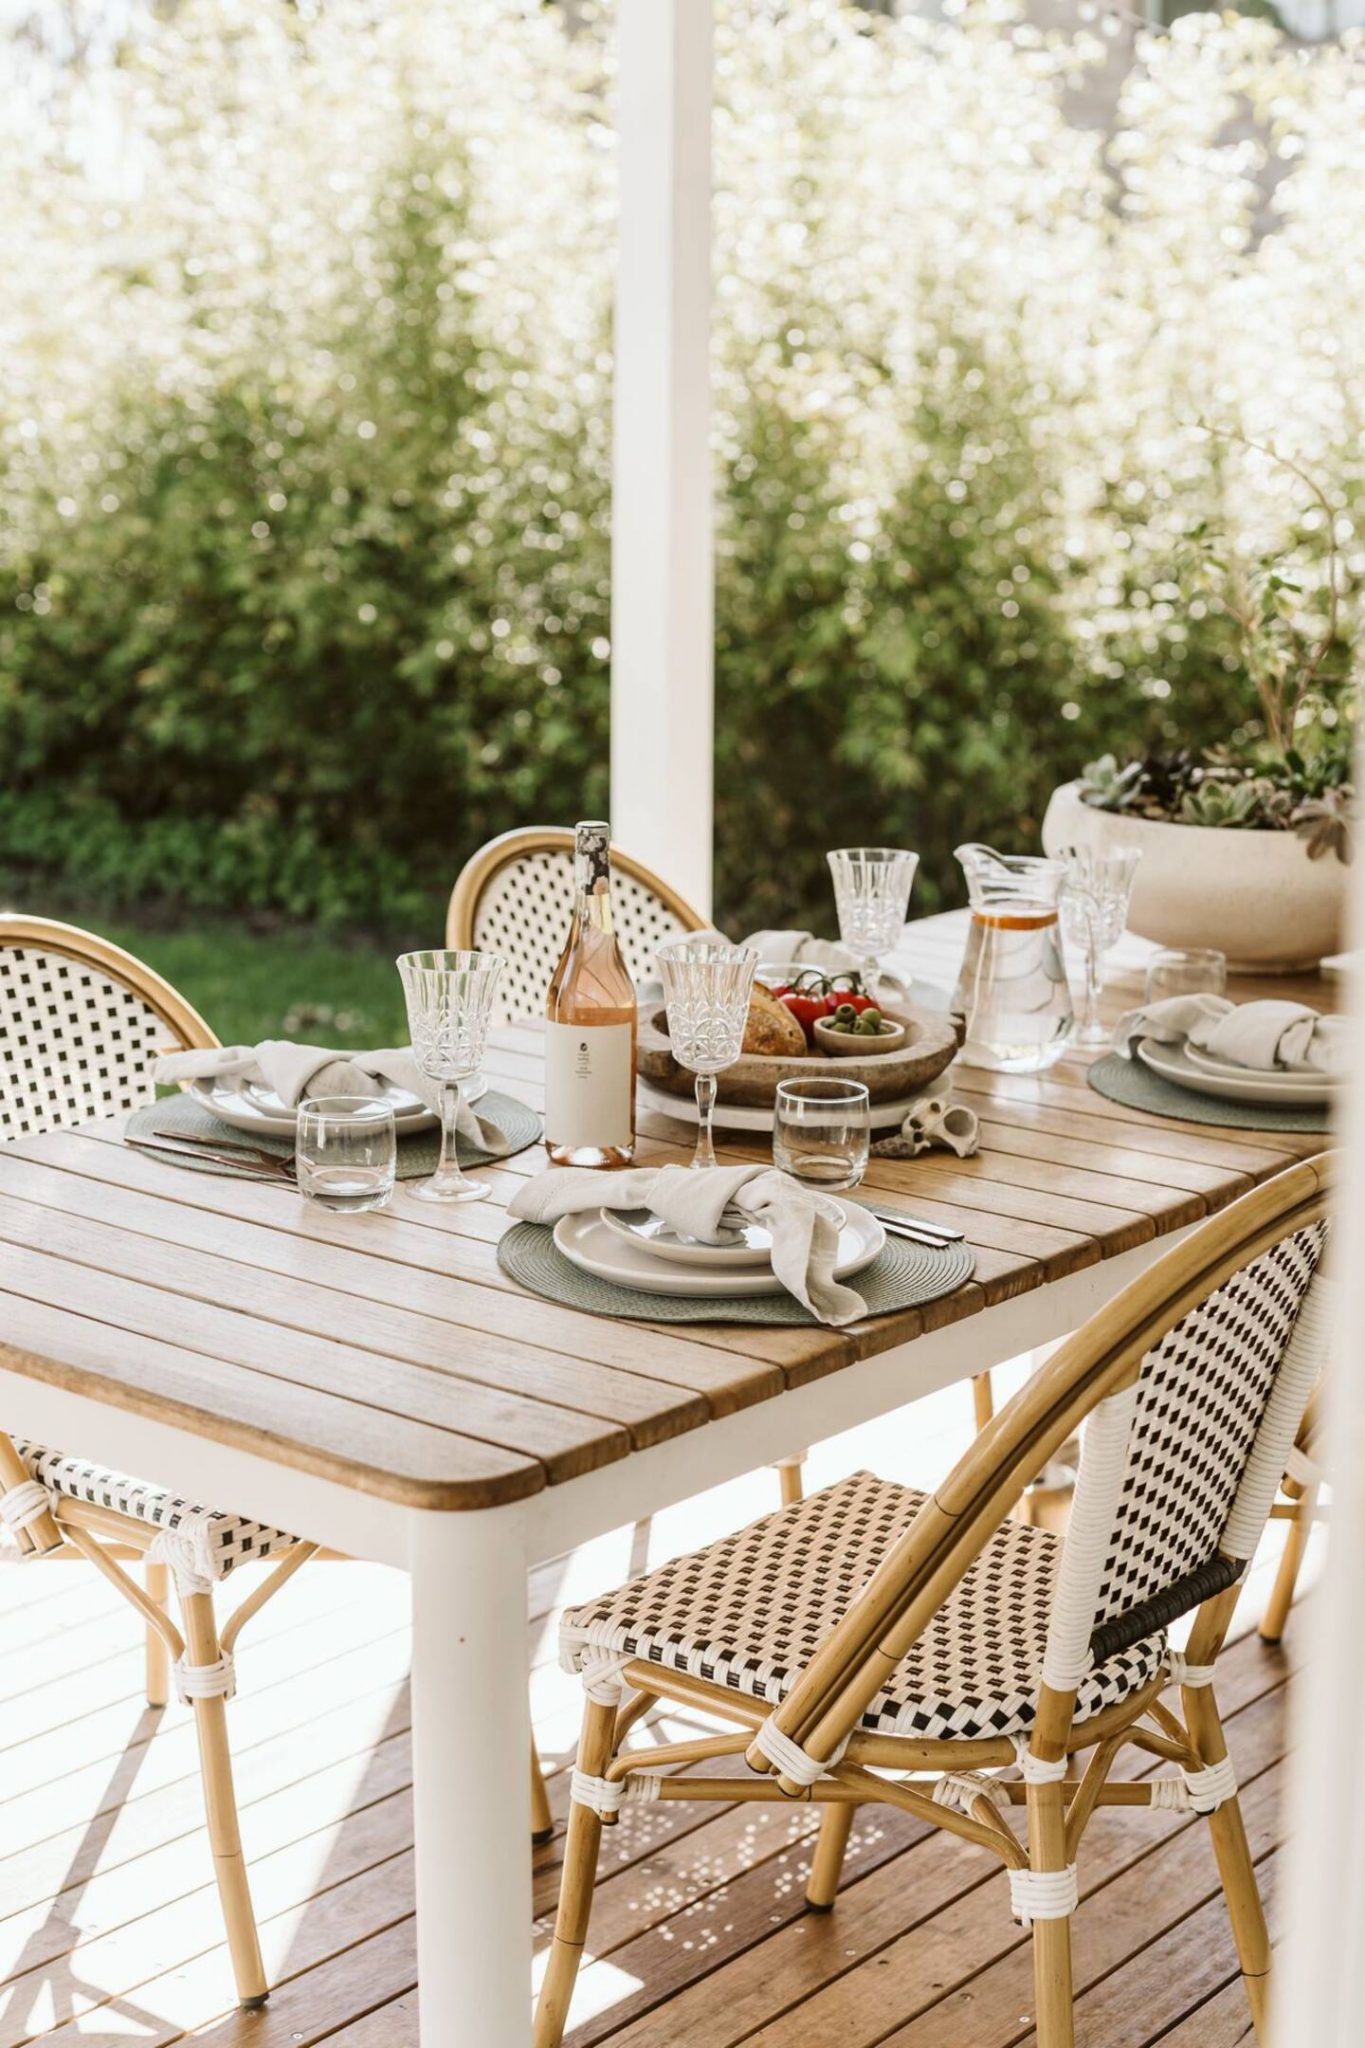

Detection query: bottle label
(544, 1020), (634, 1150)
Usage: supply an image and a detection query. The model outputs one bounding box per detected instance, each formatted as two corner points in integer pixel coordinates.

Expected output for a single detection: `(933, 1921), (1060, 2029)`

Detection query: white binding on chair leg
(1009, 1864), (1079, 1926)
(0, 1481), (52, 1539)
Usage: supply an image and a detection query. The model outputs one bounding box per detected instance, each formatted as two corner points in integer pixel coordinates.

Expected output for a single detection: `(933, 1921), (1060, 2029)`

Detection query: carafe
(952, 844), (1073, 1071)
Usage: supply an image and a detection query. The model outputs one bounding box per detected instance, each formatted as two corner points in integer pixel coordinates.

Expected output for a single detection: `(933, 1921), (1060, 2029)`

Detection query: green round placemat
(1087, 1054), (1331, 1134)
(128, 1088), (542, 1180)
(496, 1221), (975, 1326)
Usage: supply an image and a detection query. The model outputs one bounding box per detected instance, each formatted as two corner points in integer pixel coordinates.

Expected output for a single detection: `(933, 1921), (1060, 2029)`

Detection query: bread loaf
(742, 986), (808, 1057)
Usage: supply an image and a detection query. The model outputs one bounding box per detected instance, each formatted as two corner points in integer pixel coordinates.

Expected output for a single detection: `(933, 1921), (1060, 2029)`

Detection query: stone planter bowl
(1041, 779), (1348, 973)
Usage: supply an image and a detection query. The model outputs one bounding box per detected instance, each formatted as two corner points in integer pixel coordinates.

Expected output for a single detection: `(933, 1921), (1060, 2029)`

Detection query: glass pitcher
(951, 844), (1074, 1071)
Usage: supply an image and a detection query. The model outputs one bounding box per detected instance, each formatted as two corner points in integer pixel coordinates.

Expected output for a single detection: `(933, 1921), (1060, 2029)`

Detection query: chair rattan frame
(446, 825), (706, 956)
(0, 915), (311, 2007)
(534, 1154), (1334, 2048)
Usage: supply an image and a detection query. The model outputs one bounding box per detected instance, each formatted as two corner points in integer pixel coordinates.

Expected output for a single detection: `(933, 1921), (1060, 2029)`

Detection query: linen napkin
(1112, 996), (1348, 1075)
(509, 1163), (870, 1326)
(155, 1041), (510, 1148)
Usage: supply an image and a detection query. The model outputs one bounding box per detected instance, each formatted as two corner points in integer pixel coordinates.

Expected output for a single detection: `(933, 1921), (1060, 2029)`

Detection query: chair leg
(1028, 1781), (1075, 2048)
(145, 1559), (170, 1708)
(531, 1737), (555, 1846)
(1206, 1792), (1272, 2038)
(1259, 1482), (1315, 1645)
(181, 1590), (268, 2009)
(972, 1372), (995, 1432)
(775, 1457), (806, 1508)
(806, 1802), (854, 1912)
(534, 1697), (615, 2048)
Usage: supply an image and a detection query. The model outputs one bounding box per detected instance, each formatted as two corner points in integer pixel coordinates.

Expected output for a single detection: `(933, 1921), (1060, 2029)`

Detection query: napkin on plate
(1111, 996), (1348, 1075)
(509, 1163), (870, 1326)
(154, 1041), (509, 1148)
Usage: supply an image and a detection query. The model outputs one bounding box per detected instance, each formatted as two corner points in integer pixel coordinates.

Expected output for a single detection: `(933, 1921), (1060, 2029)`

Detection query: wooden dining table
(0, 912), (1334, 2045)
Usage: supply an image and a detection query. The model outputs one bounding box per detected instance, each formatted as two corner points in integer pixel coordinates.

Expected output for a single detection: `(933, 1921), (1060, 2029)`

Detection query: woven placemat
(128, 1089), (542, 1180)
(1087, 1054), (1331, 1134)
(497, 1221), (976, 1326)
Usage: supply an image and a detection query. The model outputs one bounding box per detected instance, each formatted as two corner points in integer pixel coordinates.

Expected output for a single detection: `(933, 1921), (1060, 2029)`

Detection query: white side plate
(553, 1202), (885, 1298)
(1136, 1039), (1334, 1107)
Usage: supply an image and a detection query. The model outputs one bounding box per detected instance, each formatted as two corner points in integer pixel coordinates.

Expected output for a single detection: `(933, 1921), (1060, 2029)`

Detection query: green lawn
(98, 917), (411, 1050)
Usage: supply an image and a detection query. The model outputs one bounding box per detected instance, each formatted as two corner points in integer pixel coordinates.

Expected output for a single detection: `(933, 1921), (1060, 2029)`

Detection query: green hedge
(2, 0), (1349, 940)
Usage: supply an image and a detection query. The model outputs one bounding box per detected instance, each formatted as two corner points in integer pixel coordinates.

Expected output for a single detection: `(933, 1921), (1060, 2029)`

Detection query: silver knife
(126, 1135), (296, 1181)
(866, 1205), (964, 1242)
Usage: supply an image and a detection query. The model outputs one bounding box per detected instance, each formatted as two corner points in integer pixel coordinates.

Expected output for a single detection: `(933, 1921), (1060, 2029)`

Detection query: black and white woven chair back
(1040, 1224), (1335, 1692)
(469, 849), (697, 1026)
(1, 941), (178, 1140)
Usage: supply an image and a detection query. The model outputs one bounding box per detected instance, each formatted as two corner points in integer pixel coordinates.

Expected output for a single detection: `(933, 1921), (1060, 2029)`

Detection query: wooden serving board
(635, 1003), (960, 1107)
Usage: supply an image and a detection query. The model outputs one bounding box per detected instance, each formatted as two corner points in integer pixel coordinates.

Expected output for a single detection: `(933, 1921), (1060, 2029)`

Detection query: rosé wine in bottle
(544, 821), (637, 1167)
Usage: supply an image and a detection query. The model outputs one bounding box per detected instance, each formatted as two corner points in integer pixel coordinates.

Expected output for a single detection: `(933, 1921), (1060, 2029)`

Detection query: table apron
(0, 1224), (1191, 1573)
(0, 1365), (411, 1565)
(525, 1225), (1193, 1558)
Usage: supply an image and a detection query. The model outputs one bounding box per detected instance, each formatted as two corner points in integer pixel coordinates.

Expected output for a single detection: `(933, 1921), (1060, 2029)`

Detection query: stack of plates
(1135, 1038), (1339, 1109)
(185, 1073), (486, 1137)
(553, 1202), (885, 1300)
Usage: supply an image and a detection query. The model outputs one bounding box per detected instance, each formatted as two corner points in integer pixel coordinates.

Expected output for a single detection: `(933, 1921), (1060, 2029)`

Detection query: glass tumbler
(1144, 948), (1228, 1004)
(297, 1097), (397, 1213)
(772, 1078), (871, 1192)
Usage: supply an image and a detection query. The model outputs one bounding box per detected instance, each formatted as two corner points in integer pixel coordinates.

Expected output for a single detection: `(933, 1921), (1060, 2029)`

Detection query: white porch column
(1276, 744), (1365, 2043)
(609, 0), (714, 916)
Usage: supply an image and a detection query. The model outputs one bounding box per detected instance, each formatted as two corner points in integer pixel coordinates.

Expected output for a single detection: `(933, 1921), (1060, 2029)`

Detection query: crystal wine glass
(1059, 846), (1142, 1048)
(655, 939), (757, 1171)
(827, 847), (919, 1006)
(397, 949), (504, 1203)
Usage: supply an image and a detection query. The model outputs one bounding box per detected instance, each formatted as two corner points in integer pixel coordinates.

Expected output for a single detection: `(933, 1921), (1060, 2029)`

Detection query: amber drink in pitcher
(951, 844), (1074, 1072)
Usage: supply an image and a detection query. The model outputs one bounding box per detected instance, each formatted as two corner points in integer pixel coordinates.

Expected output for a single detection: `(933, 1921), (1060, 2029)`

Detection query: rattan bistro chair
(535, 1155), (1334, 2048)
(0, 915), (322, 2009)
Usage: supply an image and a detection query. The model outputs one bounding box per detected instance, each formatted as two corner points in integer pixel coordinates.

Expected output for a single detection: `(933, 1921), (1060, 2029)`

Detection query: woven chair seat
(561, 1471), (1166, 1742)
(16, 1442), (297, 1582)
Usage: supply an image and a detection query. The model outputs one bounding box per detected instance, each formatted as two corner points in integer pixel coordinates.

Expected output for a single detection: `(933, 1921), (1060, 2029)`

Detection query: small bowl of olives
(812, 1005), (908, 1058)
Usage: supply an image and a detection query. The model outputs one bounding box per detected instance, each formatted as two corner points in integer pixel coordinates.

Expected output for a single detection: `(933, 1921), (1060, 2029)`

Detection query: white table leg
(409, 1502), (532, 2047)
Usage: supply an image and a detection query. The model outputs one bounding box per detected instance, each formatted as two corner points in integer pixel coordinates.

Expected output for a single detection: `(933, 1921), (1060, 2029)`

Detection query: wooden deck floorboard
(0, 1383), (1310, 2046)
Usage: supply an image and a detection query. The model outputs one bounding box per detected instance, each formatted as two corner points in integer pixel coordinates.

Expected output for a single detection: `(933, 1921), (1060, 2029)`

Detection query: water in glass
(297, 1097), (396, 1213)
(952, 843), (1074, 1071)
(773, 1077), (870, 1191)
(1144, 947), (1228, 1003)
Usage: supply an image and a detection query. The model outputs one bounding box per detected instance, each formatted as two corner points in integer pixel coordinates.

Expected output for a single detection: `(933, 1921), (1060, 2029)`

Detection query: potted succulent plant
(1043, 442), (1357, 971)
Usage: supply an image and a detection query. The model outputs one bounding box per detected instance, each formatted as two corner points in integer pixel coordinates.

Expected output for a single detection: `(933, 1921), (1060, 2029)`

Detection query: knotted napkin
(509, 1163), (869, 1326)
(155, 1041), (509, 1148)
(1112, 996), (1347, 1075)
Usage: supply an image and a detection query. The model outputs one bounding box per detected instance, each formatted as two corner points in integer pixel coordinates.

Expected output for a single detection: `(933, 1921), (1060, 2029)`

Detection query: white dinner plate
(185, 1073), (478, 1137)
(599, 1207), (777, 1268)
(553, 1202), (885, 1298)
(636, 1076), (924, 1135)
(1135, 1039), (1335, 1108)
(1180, 1041), (1333, 1088)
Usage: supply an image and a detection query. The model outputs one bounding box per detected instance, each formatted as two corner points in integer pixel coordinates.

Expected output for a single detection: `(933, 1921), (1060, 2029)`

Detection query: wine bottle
(545, 821), (638, 1168)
